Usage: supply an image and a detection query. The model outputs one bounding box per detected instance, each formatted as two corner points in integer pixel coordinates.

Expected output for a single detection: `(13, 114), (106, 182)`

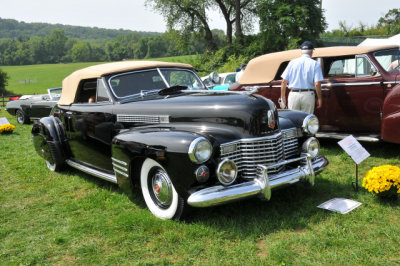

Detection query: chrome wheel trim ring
(16, 111), (24, 124)
(151, 169), (173, 208)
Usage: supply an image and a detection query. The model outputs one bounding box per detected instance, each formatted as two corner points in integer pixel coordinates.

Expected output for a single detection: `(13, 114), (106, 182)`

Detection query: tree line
(0, 2), (399, 68)
(0, 29), (228, 65)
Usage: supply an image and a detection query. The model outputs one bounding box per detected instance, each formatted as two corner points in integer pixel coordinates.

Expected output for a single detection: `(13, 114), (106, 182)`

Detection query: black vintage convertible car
(31, 61), (328, 220)
(6, 87), (62, 124)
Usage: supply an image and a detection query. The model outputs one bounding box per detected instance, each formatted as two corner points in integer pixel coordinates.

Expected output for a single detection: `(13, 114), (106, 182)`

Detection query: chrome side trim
(111, 157), (127, 166)
(322, 82), (381, 87)
(316, 132), (380, 142)
(112, 162), (128, 172)
(66, 159), (118, 184)
(187, 155), (328, 207)
(114, 169), (129, 178)
(111, 157), (129, 178)
(383, 81), (398, 85)
(272, 81), (392, 88)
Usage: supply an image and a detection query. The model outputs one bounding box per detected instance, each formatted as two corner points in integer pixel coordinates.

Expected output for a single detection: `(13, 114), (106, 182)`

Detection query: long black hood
(112, 91), (279, 140)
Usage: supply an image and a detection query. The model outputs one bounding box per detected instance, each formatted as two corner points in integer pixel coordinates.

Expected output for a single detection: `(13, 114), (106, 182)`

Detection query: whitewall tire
(140, 158), (185, 220)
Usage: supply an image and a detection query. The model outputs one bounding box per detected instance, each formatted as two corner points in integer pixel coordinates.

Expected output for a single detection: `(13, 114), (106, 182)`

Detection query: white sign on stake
(338, 135), (370, 165)
(0, 117), (10, 126)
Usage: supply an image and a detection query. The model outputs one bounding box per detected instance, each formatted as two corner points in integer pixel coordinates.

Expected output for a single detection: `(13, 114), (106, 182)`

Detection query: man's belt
(290, 89), (314, 92)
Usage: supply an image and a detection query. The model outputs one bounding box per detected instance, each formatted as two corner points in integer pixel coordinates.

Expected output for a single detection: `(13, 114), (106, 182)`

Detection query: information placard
(338, 135), (370, 165)
(318, 198), (362, 214)
(0, 117), (10, 126)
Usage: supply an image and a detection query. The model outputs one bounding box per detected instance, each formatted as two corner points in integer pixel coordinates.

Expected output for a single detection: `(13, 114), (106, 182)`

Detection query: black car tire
(140, 158), (185, 220)
(16, 109), (30, 124)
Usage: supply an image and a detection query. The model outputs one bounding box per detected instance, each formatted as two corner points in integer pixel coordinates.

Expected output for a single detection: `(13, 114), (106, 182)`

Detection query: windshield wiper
(158, 85), (187, 96)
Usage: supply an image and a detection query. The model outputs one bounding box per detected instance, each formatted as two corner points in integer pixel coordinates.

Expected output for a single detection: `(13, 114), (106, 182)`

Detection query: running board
(66, 159), (118, 184)
(316, 132), (380, 142)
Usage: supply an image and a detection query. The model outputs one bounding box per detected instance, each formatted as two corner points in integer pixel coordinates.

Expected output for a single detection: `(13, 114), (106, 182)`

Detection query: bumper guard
(187, 154), (328, 207)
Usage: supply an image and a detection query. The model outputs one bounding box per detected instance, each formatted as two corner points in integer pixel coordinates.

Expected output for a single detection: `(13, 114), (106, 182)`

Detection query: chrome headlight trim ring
(188, 137), (212, 164)
(302, 114), (319, 135)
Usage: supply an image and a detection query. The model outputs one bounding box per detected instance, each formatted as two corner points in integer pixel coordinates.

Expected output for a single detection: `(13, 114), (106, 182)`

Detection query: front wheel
(16, 109), (29, 124)
(45, 160), (64, 172)
(140, 158), (186, 220)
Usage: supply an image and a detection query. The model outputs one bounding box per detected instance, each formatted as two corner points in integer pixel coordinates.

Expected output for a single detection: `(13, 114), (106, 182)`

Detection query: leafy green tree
(146, 0), (218, 51)
(0, 69), (9, 96)
(378, 8), (400, 35)
(44, 30), (68, 62)
(211, 0), (255, 45)
(70, 42), (92, 62)
(134, 38), (149, 59)
(258, 0), (326, 52)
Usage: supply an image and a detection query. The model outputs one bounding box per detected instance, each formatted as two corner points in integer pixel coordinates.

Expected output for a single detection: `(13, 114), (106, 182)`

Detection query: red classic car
(232, 45), (400, 143)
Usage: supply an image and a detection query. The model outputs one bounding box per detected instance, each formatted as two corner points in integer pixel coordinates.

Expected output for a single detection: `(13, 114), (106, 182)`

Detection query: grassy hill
(0, 17), (160, 40)
(1, 55), (197, 96)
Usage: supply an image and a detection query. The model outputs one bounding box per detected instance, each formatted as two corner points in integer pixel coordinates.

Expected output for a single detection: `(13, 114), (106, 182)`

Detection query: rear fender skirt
(111, 130), (206, 198)
(31, 116), (68, 165)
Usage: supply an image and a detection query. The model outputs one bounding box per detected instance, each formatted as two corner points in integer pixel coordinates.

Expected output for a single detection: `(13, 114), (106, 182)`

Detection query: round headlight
(302, 137), (320, 158)
(302, 114), (319, 135)
(188, 137), (212, 164)
(217, 159), (238, 186)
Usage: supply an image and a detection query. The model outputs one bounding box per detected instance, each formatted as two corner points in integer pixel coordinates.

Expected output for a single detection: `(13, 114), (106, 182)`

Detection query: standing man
(280, 41), (323, 113)
(236, 63), (247, 82)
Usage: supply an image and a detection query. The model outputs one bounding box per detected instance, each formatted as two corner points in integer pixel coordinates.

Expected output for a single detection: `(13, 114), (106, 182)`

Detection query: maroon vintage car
(231, 45), (400, 144)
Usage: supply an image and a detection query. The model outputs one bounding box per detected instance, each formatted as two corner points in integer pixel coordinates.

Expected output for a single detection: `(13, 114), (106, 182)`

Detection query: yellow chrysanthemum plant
(0, 123), (15, 135)
(362, 165), (400, 199)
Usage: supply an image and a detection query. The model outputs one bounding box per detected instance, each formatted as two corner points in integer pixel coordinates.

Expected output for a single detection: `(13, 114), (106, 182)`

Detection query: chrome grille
(117, 114), (169, 124)
(282, 128), (299, 158)
(220, 129), (299, 179)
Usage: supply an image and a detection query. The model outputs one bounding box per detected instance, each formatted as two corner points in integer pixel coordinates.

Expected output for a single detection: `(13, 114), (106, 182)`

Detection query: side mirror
(370, 66), (378, 76)
(209, 72), (220, 84)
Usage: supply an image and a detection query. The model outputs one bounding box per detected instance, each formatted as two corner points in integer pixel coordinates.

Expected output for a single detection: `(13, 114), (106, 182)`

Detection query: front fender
(112, 129), (208, 198)
(381, 84), (400, 143)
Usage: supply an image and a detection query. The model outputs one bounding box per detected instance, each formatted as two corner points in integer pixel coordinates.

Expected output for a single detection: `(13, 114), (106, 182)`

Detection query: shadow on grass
(59, 167), (148, 209)
(182, 177), (358, 236)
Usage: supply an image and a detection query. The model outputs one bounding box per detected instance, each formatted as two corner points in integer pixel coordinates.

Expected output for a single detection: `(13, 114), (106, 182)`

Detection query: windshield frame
(373, 48), (400, 73)
(107, 67), (205, 100)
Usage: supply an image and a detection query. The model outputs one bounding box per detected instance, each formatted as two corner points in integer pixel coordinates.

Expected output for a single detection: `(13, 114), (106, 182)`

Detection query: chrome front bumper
(187, 154), (328, 207)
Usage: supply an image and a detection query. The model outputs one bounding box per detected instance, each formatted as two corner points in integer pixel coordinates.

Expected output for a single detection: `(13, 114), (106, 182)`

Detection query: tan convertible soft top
(239, 45), (400, 85)
(58, 61), (194, 105)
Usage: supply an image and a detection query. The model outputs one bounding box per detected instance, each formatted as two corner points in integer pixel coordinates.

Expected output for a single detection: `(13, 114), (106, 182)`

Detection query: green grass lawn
(0, 108), (399, 265)
(0, 55), (198, 96)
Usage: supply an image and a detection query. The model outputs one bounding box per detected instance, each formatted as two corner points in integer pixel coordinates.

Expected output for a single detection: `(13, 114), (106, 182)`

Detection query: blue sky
(0, 0), (398, 33)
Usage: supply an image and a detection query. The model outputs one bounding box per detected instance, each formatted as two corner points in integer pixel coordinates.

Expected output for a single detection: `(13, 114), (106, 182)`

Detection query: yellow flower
(362, 165), (400, 196)
(0, 124), (15, 134)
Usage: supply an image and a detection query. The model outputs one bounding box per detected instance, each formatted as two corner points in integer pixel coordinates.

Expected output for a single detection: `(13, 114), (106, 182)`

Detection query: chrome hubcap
(17, 112), (23, 123)
(151, 170), (173, 208)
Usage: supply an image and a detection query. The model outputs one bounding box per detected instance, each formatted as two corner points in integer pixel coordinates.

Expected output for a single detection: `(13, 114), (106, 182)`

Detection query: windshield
(374, 49), (400, 73)
(109, 68), (205, 99)
(49, 87), (62, 100)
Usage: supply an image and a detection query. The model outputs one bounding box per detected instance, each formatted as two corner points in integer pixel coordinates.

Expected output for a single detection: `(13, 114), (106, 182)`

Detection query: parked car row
(13, 44), (399, 220)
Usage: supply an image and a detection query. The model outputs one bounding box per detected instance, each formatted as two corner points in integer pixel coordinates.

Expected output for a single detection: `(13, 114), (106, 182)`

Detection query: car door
(316, 55), (384, 133)
(61, 79), (115, 172)
(30, 95), (54, 118)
